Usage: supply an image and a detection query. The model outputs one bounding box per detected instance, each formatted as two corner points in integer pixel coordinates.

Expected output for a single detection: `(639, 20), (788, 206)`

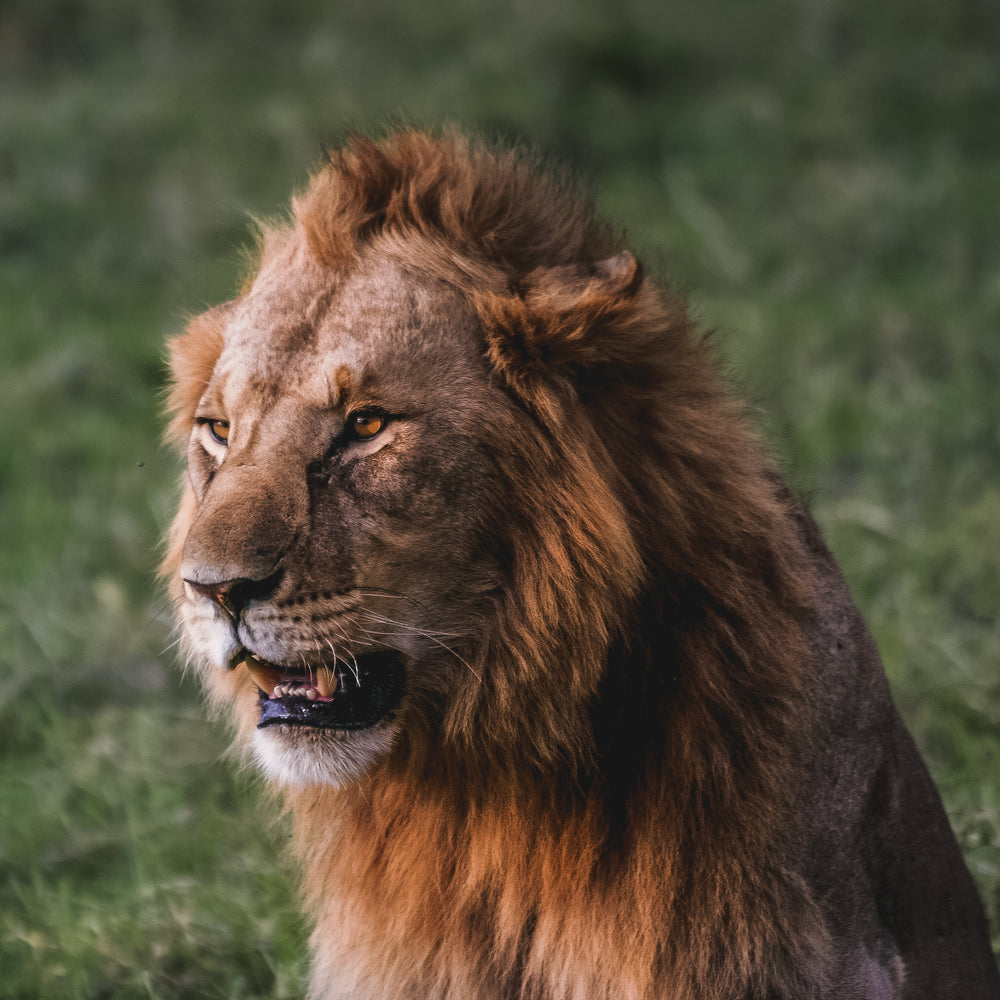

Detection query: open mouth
(233, 649), (405, 731)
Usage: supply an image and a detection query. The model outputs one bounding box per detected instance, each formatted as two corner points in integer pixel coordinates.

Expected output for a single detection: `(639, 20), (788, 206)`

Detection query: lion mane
(165, 131), (998, 999)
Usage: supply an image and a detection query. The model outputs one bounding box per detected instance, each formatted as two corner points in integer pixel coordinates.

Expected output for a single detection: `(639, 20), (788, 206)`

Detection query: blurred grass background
(1, 0), (998, 995)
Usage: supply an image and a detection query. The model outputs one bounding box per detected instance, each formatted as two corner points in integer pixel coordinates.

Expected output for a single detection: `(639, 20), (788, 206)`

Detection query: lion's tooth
(243, 658), (280, 697)
(316, 666), (337, 698)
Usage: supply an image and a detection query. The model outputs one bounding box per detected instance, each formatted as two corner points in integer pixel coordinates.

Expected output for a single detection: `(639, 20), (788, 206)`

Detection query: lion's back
(794, 510), (999, 997)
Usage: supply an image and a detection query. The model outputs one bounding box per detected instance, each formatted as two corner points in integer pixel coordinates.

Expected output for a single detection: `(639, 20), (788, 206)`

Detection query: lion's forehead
(216, 254), (484, 415)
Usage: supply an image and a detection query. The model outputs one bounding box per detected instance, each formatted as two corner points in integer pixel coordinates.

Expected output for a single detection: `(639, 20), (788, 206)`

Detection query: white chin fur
(252, 723), (398, 788)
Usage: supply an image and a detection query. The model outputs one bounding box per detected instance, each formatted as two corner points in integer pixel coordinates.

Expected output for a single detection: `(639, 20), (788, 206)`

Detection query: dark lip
(255, 649), (405, 731)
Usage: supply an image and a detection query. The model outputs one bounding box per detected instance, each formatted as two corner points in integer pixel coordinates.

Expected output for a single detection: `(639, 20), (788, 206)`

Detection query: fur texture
(165, 130), (999, 999)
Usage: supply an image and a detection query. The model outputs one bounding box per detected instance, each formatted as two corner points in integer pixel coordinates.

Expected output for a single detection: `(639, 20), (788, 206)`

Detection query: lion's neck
(286, 695), (826, 1000)
(288, 779), (654, 999)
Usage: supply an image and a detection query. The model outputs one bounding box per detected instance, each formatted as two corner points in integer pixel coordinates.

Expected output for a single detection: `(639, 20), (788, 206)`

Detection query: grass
(2, 0), (998, 994)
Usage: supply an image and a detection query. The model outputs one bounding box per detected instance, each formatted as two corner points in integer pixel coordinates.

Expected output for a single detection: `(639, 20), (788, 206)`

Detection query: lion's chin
(252, 722), (401, 788)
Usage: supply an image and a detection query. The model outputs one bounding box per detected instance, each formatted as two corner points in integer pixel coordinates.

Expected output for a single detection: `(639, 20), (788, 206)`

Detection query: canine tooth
(243, 658), (280, 697)
(306, 688), (318, 701)
(316, 666), (337, 698)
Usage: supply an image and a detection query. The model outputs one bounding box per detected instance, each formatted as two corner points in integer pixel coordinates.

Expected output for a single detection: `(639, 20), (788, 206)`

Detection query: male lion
(164, 131), (999, 999)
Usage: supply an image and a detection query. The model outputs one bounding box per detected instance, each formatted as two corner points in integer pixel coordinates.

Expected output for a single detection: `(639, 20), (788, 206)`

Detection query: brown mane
(266, 132), (828, 996)
(298, 130), (617, 272)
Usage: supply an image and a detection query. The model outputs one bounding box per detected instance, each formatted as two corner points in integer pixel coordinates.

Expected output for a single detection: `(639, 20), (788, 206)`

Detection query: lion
(163, 130), (999, 999)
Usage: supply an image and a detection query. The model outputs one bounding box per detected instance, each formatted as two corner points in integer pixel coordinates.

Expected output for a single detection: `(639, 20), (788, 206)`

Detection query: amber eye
(350, 413), (385, 440)
(206, 419), (230, 445)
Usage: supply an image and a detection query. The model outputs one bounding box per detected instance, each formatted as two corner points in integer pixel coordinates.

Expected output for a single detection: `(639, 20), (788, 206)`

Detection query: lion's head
(165, 130), (804, 806)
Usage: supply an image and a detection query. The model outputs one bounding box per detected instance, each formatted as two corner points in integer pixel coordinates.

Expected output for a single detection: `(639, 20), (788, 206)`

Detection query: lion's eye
(205, 419), (230, 445)
(350, 413), (385, 440)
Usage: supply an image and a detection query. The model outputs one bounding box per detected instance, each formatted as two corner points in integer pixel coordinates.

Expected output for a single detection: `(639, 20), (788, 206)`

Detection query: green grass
(2, 0), (998, 994)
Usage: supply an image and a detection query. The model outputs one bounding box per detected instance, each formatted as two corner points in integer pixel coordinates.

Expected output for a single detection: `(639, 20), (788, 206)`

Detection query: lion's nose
(184, 570), (283, 619)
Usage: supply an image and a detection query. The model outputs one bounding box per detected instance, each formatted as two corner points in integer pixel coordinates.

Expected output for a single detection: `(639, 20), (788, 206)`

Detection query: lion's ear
(522, 250), (642, 313)
(164, 301), (235, 449)
(478, 250), (644, 415)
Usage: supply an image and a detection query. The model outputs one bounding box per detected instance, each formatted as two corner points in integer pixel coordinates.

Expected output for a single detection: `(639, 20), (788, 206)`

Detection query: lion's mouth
(233, 649), (405, 731)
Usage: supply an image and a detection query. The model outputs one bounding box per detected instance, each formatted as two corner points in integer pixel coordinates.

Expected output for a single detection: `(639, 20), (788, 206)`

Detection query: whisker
(323, 636), (361, 686)
(323, 623), (375, 656)
(344, 650), (361, 686)
(149, 594), (185, 618)
(349, 588), (448, 620)
(358, 609), (464, 639)
(299, 651), (314, 685)
(351, 587), (416, 601)
(356, 613), (481, 683)
(159, 635), (185, 657)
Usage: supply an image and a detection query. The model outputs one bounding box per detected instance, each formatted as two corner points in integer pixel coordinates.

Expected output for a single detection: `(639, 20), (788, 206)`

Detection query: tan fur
(164, 131), (874, 998)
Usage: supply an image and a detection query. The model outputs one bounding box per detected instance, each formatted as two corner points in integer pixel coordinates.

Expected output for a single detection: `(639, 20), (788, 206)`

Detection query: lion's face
(173, 232), (513, 787)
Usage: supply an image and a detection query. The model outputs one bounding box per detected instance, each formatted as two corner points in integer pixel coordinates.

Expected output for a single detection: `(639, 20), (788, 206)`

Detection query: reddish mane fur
(169, 131), (833, 997)
(299, 131), (617, 271)
(288, 133), (826, 997)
